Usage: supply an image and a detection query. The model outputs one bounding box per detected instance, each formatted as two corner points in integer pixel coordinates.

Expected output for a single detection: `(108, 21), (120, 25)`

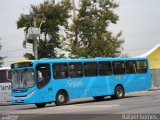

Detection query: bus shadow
(67, 95), (140, 105)
(15, 104), (56, 110)
(16, 95), (140, 110)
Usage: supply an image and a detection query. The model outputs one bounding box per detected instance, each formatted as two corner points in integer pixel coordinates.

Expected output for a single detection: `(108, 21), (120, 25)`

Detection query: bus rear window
(137, 60), (147, 73)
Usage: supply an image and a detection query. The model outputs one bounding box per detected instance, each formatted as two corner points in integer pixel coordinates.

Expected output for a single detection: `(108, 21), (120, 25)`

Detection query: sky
(0, 0), (160, 67)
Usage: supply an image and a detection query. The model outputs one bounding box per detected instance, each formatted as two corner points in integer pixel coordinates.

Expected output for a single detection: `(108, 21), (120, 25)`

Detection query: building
(137, 44), (160, 89)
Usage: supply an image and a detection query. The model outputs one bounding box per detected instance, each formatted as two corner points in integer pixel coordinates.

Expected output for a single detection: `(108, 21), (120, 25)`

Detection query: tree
(17, 0), (71, 59)
(66, 0), (124, 58)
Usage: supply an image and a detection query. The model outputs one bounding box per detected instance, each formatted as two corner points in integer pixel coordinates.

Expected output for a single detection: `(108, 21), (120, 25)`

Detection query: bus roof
(10, 57), (148, 69)
(12, 60), (31, 64)
(31, 57), (148, 63)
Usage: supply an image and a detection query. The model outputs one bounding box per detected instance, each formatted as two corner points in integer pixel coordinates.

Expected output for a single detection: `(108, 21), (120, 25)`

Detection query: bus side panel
(133, 72), (152, 91)
(80, 76), (108, 98)
(63, 77), (101, 99)
(109, 75), (131, 93)
(108, 74), (137, 94)
(124, 74), (137, 93)
(52, 76), (111, 100)
(106, 76), (116, 95)
(103, 76), (115, 95)
(65, 76), (115, 99)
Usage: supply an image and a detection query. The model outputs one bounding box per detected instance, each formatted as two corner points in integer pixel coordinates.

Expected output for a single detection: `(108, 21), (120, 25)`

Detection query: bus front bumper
(11, 91), (36, 104)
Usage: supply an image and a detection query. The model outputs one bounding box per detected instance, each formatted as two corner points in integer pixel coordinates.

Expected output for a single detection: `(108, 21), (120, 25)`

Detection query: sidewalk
(126, 88), (160, 96)
(148, 87), (160, 91)
(0, 99), (11, 106)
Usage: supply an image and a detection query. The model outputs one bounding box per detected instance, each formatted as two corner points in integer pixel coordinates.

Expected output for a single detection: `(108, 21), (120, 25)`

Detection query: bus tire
(35, 103), (46, 108)
(55, 91), (68, 106)
(93, 96), (105, 101)
(111, 85), (125, 99)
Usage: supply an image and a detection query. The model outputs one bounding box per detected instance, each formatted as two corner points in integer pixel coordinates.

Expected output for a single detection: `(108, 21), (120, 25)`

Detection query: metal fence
(151, 69), (160, 88)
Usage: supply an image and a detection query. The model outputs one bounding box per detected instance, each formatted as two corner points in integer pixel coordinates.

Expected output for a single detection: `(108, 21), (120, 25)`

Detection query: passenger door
(36, 63), (51, 103)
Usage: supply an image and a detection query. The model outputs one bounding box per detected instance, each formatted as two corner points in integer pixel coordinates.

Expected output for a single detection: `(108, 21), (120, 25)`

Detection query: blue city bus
(10, 57), (151, 108)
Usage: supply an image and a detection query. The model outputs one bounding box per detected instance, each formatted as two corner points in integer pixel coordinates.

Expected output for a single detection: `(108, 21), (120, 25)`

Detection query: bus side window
(113, 61), (125, 75)
(69, 62), (83, 78)
(137, 60), (148, 73)
(99, 61), (112, 76)
(125, 61), (137, 74)
(53, 63), (68, 79)
(84, 62), (98, 77)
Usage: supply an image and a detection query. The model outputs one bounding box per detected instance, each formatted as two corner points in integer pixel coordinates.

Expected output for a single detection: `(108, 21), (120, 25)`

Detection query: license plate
(16, 100), (23, 103)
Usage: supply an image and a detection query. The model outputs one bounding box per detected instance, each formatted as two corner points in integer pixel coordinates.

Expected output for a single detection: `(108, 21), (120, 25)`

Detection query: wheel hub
(117, 89), (122, 97)
(58, 95), (64, 102)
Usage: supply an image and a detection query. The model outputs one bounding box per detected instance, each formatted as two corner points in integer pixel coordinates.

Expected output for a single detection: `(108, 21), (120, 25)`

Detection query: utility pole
(72, 0), (80, 22)
(72, 0), (76, 22)
(24, 14), (44, 60)
(33, 16), (38, 59)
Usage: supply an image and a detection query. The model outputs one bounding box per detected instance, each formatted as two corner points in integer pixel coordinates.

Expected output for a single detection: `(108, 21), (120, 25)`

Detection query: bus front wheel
(111, 85), (125, 99)
(35, 103), (46, 108)
(55, 91), (68, 106)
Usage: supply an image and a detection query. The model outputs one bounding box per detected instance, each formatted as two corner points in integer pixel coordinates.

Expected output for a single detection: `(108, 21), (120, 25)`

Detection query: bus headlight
(27, 91), (36, 98)
(12, 96), (15, 100)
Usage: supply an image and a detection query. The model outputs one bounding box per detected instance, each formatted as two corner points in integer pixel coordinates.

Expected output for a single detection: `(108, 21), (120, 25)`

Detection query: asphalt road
(0, 90), (160, 120)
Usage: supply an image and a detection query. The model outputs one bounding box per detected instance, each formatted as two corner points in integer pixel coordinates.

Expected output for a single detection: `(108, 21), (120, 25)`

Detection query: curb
(127, 89), (159, 95)
(148, 88), (160, 91)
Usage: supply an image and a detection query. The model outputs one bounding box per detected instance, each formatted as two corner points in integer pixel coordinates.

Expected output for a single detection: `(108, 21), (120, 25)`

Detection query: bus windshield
(11, 68), (35, 89)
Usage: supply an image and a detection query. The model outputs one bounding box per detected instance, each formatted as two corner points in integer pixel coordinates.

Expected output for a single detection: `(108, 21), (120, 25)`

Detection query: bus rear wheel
(111, 85), (125, 99)
(93, 96), (105, 101)
(35, 103), (46, 108)
(55, 91), (68, 106)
